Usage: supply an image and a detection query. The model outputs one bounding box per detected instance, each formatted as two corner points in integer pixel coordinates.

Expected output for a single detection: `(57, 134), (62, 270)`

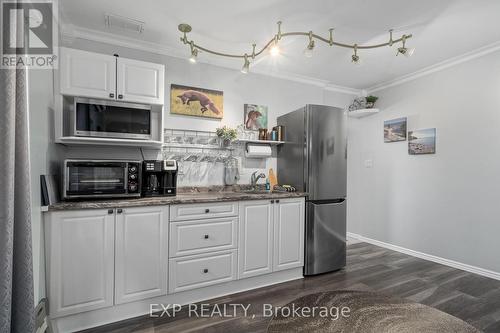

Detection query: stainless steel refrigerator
(277, 105), (347, 276)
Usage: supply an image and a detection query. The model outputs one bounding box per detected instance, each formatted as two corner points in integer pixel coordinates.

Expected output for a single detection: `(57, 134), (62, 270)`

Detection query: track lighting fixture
(396, 35), (415, 57)
(270, 37), (280, 57)
(304, 31), (315, 58)
(351, 44), (361, 65)
(241, 54), (250, 74)
(178, 22), (413, 71)
(189, 42), (198, 63)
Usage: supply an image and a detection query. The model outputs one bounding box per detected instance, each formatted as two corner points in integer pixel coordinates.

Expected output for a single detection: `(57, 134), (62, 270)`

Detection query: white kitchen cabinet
(46, 209), (115, 317)
(59, 47), (164, 105)
(116, 57), (164, 105)
(238, 200), (274, 279)
(273, 198), (305, 271)
(114, 206), (169, 304)
(60, 47), (116, 100)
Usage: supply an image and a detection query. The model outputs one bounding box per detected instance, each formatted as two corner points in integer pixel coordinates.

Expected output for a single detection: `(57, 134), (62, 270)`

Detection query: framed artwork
(408, 128), (436, 155)
(170, 84), (223, 119)
(244, 104), (268, 130)
(384, 117), (407, 142)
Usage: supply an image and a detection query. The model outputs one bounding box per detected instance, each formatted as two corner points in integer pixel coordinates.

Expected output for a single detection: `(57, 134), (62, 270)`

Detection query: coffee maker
(142, 160), (178, 197)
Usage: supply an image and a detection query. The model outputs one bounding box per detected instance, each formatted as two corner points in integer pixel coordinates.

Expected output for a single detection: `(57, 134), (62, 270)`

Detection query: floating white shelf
(57, 136), (163, 148)
(348, 108), (380, 118)
(233, 139), (285, 145)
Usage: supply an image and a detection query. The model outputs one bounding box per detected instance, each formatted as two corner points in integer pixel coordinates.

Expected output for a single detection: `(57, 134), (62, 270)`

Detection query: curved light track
(178, 21), (414, 71)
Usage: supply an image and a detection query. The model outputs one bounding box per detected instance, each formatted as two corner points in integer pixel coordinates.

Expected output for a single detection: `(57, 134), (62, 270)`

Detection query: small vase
(219, 138), (231, 147)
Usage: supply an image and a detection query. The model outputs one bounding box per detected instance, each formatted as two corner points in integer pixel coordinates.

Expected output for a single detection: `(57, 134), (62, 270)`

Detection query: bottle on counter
(265, 177), (271, 191)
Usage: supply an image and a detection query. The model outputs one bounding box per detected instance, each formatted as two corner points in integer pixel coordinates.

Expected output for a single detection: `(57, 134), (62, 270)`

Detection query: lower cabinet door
(273, 198), (305, 271)
(168, 250), (237, 293)
(238, 200), (274, 279)
(47, 209), (115, 317)
(115, 206), (169, 304)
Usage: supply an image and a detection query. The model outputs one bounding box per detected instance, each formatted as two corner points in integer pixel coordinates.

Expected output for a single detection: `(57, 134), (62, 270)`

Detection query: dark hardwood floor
(81, 242), (500, 333)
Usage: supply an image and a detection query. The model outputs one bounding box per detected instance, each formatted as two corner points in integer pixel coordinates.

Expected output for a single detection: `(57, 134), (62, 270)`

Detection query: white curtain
(0, 66), (36, 332)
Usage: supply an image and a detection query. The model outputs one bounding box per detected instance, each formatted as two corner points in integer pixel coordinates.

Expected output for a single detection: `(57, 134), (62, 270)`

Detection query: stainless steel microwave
(63, 159), (142, 200)
(70, 97), (152, 140)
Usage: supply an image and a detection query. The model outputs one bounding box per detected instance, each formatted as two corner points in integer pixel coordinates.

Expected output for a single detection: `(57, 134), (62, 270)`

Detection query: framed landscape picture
(244, 104), (268, 130)
(408, 128), (436, 155)
(170, 84), (223, 119)
(384, 117), (407, 142)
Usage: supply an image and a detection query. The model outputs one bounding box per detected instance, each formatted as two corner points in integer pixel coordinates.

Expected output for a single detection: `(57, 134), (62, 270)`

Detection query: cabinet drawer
(170, 217), (237, 258)
(170, 202), (238, 221)
(168, 250), (237, 293)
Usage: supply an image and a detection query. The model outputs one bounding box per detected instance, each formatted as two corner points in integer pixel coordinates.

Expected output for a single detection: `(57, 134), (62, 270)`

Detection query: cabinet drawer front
(170, 202), (238, 221)
(168, 250), (237, 293)
(170, 218), (237, 257)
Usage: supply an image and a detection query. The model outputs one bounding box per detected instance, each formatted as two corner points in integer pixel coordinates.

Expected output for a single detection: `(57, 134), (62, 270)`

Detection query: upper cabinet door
(238, 200), (274, 279)
(115, 206), (168, 304)
(273, 198), (305, 272)
(47, 209), (115, 318)
(116, 57), (164, 105)
(60, 47), (116, 100)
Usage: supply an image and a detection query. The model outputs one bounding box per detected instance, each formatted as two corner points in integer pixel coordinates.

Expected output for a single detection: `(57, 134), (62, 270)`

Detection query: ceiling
(60, 0), (500, 90)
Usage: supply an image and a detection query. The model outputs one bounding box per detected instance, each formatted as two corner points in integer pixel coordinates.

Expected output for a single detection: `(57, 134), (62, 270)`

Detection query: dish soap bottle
(265, 177), (271, 191)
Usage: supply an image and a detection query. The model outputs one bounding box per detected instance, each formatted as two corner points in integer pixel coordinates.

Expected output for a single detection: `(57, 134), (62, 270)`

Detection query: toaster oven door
(65, 161), (128, 198)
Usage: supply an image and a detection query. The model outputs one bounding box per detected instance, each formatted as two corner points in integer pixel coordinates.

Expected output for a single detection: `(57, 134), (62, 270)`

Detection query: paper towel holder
(245, 143), (273, 159)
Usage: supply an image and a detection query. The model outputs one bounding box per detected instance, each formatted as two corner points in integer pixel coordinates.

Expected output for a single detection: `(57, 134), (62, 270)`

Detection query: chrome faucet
(251, 171), (266, 187)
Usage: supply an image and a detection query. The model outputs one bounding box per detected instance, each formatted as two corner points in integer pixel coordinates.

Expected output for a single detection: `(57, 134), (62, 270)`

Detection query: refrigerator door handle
(307, 198), (345, 205)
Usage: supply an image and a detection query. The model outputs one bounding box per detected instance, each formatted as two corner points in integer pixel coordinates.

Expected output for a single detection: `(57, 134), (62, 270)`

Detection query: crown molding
(325, 83), (363, 95)
(59, 24), (361, 96)
(367, 40), (500, 93)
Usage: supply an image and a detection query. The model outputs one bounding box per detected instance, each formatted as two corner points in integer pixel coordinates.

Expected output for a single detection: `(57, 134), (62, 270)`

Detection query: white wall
(28, 39), (354, 302)
(347, 49), (500, 273)
(28, 69), (64, 302)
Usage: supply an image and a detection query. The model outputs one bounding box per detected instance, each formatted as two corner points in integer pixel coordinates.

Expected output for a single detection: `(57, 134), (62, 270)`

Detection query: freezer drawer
(304, 199), (346, 275)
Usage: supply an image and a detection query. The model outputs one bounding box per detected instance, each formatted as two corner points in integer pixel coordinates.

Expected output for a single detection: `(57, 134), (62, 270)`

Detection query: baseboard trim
(347, 232), (500, 281)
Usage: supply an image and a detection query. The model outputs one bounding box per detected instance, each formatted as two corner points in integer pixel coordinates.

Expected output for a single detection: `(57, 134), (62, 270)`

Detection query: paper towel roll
(245, 144), (272, 158)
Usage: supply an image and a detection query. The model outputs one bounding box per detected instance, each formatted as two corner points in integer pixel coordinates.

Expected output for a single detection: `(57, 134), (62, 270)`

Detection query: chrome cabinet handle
(117, 208), (123, 214)
(271, 200), (275, 204)
(276, 200), (280, 203)
(109, 93), (114, 98)
(118, 94), (123, 99)
(205, 209), (210, 213)
(203, 268), (208, 273)
(108, 209), (114, 214)
(204, 234), (209, 239)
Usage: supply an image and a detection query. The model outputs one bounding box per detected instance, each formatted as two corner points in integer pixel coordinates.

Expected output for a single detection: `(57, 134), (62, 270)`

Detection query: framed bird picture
(170, 84), (223, 119)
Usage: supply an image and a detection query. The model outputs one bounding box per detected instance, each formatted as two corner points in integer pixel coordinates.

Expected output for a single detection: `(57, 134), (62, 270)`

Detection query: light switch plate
(364, 159), (373, 168)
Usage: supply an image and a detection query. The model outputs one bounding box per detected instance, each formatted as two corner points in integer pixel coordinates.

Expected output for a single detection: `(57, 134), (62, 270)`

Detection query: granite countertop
(47, 185), (307, 211)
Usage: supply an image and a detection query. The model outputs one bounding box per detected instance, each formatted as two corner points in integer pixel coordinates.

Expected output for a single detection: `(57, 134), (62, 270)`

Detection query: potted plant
(216, 126), (237, 147)
(365, 95), (378, 109)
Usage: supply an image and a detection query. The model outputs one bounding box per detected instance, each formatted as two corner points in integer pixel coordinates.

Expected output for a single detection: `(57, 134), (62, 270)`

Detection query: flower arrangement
(216, 126), (237, 140)
(216, 126), (237, 147)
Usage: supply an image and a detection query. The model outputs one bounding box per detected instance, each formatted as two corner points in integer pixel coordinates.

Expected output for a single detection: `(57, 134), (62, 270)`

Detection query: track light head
(397, 46), (415, 57)
(189, 48), (198, 63)
(241, 55), (250, 74)
(189, 42), (198, 63)
(270, 40), (280, 57)
(396, 35), (414, 57)
(351, 54), (361, 65)
(304, 31), (315, 58)
(351, 44), (361, 65)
